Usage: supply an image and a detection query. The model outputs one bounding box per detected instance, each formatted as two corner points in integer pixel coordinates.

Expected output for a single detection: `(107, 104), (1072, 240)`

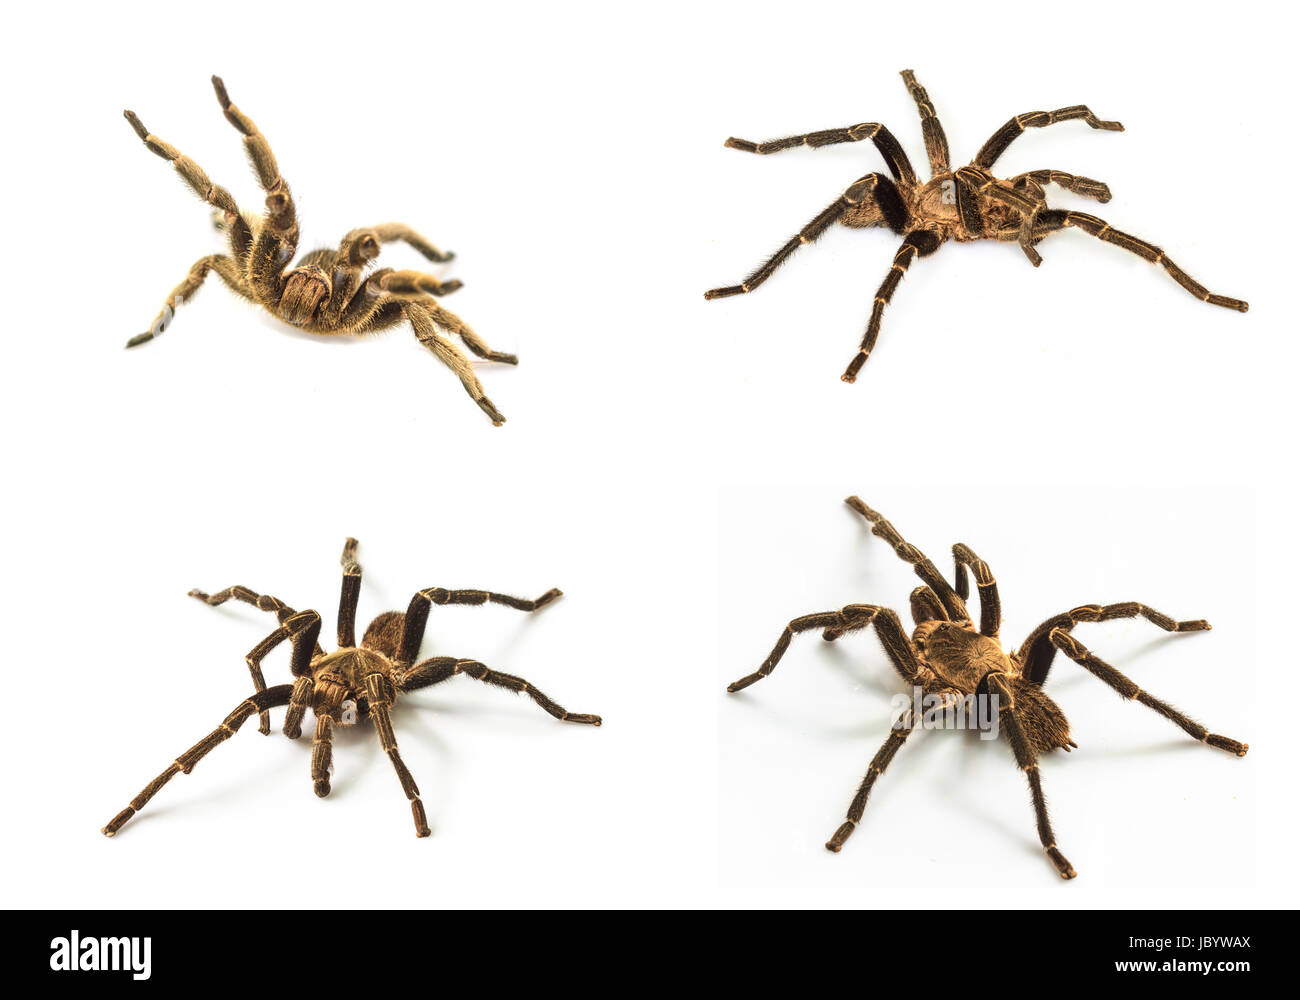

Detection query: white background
(1, 0), (1293, 908)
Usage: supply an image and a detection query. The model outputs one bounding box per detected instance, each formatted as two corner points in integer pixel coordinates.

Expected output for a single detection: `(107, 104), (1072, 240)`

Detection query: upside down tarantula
(706, 70), (1248, 383)
(124, 77), (514, 425)
(102, 540), (601, 839)
(727, 498), (1247, 879)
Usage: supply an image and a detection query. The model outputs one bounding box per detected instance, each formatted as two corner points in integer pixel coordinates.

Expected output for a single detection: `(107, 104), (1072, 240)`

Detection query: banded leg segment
(840, 229), (942, 382)
(126, 254), (248, 348)
(729, 604), (920, 693)
(405, 302), (507, 426)
(845, 497), (968, 621)
(311, 715), (334, 797)
(122, 109), (243, 222)
(377, 268), (463, 299)
(723, 121), (916, 185)
(1014, 169), (1112, 203)
(826, 707), (917, 852)
(363, 671), (431, 837)
(987, 673), (1077, 879)
(1051, 212), (1248, 311)
(396, 585), (562, 668)
(1047, 629), (1247, 756)
(338, 537), (362, 649)
(384, 283), (514, 364)
(975, 105), (1124, 169)
(900, 69), (950, 176)
(210, 76), (298, 299)
(1020, 601), (1211, 685)
(100, 684), (294, 837)
(409, 658), (602, 725)
(369, 222), (456, 263)
(952, 543), (1001, 638)
(188, 587), (319, 734)
(705, 173), (905, 300)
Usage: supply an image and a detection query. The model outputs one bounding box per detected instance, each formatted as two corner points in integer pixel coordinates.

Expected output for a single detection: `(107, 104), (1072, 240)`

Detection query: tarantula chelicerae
(123, 77), (514, 425)
(727, 498), (1247, 879)
(102, 540), (601, 839)
(705, 70), (1248, 382)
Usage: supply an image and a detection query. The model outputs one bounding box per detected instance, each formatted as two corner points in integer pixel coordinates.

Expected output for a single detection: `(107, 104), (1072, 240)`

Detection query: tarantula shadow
(727, 498), (1247, 880)
(706, 69), (1248, 382)
(101, 539), (601, 839)
(123, 76), (513, 425)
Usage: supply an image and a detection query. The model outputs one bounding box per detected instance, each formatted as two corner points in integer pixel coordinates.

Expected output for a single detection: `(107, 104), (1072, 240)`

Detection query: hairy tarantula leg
(122, 110), (242, 219)
(395, 586), (563, 669)
(369, 222), (456, 264)
(405, 658), (602, 725)
(899, 69), (950, 176)
(986, 674), (1077, 879)
(705, 174), (902, 300)
(101, 685), (294, 837)
(840, 229), (942, 382)
(311, 715), (334, 797)
(975, 105), (1124, 170)
(1018, 601), (1211, 685)
(363, 672), (431, 837)
(729, 604), (919, 693)
(826, 707), (917, 852)
(125, 255), (247, 348)
(844, 497), (968, 621)
(378, 269), (463, 298)
(1014, 169), (1112, 204)
(951, 544), (1001, 638)
(188, 586), (319, 734)
(1037, 211), (1248, 311)
(905, 586), (950, 628)
(1047, 629), (1247, 756)
(337, 538), (362, 648)
(406, 303), (507, 425)
(723, 121), (916, 184)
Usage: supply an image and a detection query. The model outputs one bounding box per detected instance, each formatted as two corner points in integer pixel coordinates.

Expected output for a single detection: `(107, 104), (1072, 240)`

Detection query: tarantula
(705, 70), (1248, 383)
(102, 539), (601, 839)
(727, 497), (1247, 879)
(123, 76), (514, 425)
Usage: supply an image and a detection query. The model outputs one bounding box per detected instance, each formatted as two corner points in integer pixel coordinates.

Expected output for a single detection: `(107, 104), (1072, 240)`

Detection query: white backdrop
(1, 0), (1292, 908)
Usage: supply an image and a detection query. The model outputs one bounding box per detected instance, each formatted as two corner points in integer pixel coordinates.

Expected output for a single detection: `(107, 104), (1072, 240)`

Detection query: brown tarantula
(705, 70), (1248, 382)
(124, 77), (514, 425)
(102, 540), (601, 839)
(727, 498), (1247, 879)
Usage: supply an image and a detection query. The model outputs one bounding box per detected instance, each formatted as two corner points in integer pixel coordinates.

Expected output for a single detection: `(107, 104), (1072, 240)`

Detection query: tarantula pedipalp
(102, 539), (601, 839)
(705, 70), (1248, 382)
(123, 76), (514, 425)
(727, 497), (1247, 880)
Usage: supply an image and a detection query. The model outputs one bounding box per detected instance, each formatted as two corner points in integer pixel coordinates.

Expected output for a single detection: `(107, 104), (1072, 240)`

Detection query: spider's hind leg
(125, 255), (247, 348)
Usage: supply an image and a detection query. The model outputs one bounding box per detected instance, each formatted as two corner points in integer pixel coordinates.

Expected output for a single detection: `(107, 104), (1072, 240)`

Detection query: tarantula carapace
(706, 70), (1248, 383)
(123, 76), (514, 425)
(102, 540), (601, 839)
(727, 498), (1247, 879)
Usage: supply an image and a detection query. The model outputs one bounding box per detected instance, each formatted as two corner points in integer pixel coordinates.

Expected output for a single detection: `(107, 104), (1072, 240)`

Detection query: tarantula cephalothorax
(727, 498), (1247, 879)
(123, 76), (514, 425)
(705, 70), (1248, 383)
(102, 540), (601, 839)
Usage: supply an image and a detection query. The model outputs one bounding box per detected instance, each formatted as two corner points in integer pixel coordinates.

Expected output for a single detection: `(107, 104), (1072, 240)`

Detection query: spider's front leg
(395, 585), (564, 670)
(361, 667), (430, 837)
(986, 673), (1077, 879)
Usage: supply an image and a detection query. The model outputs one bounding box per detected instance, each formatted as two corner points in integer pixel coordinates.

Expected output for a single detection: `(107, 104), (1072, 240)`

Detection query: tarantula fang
(706, 70), (1248, 383)
(102, 539), (601, 839)
(727, 497), (1247, 880)
(123, 76), (513, 425)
